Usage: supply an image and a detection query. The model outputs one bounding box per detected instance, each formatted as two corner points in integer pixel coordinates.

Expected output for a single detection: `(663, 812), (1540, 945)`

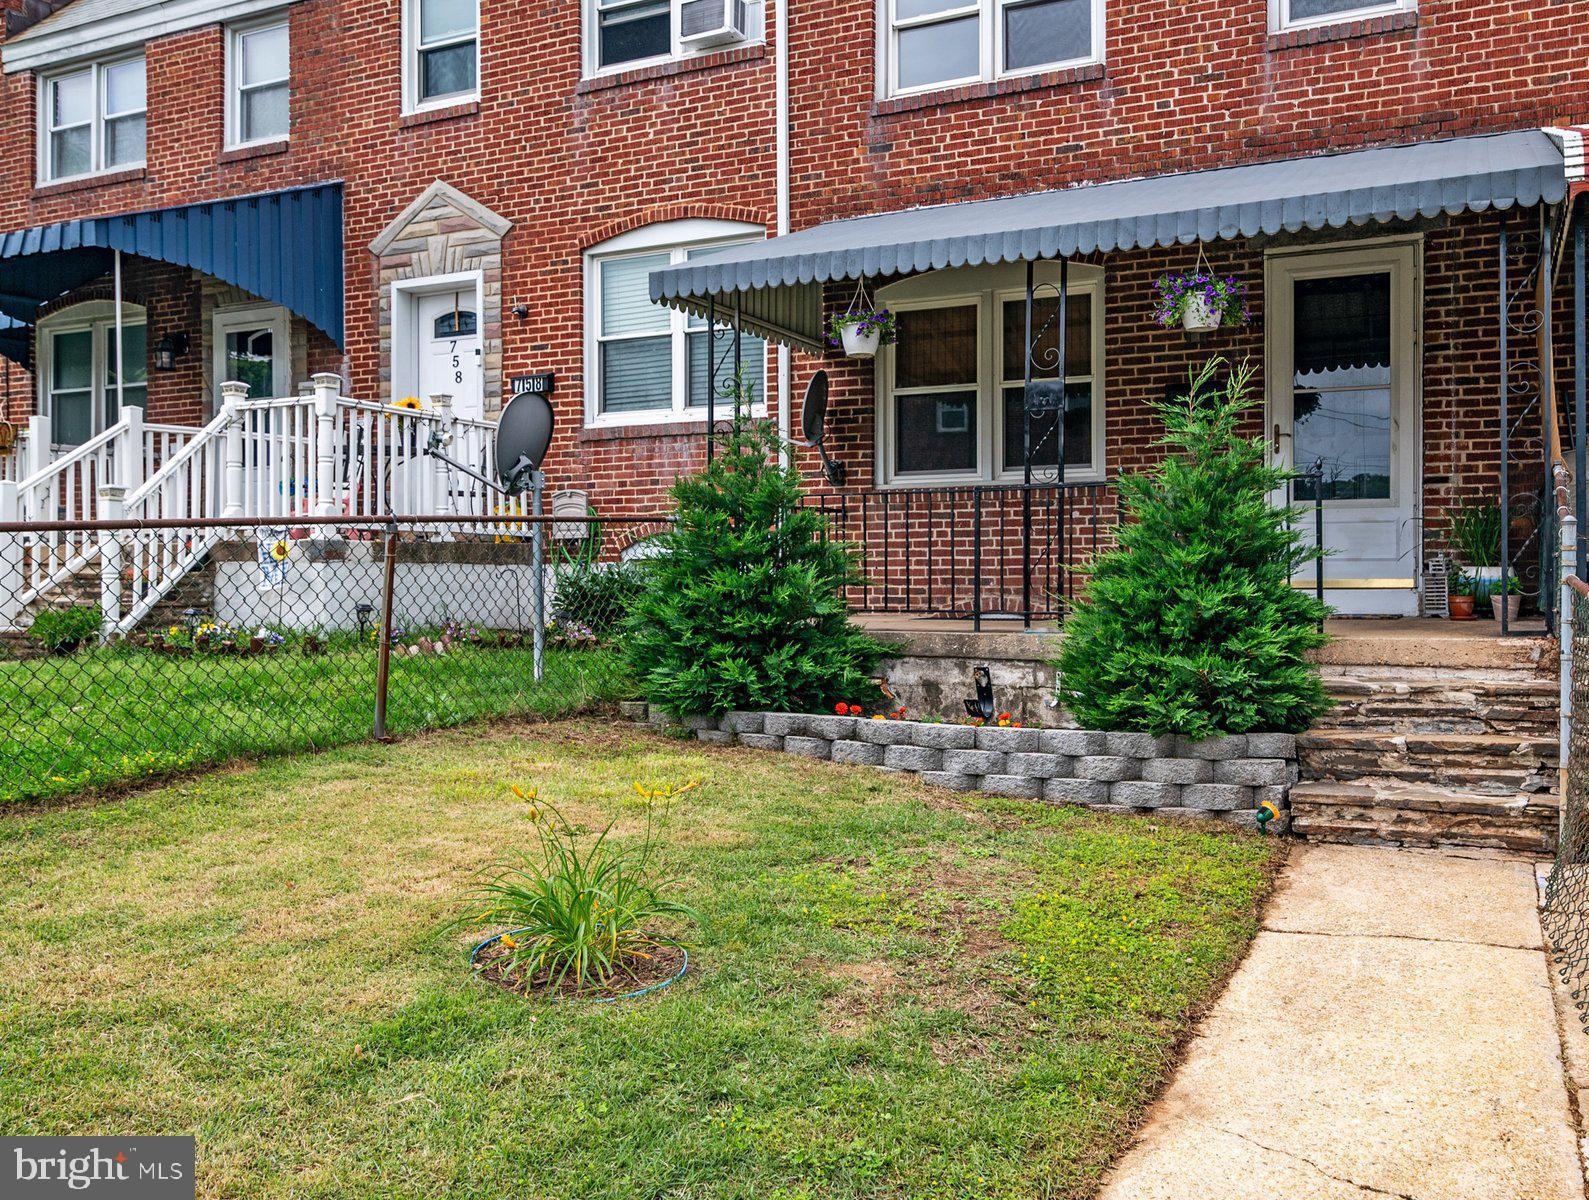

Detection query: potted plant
(827, 308), (896, 358)
(1447, 500), (1503, 601)
(1490, 574), (1522, 624)
(1154, 270), (1249, 333)
(1449, 571), (1477, 620)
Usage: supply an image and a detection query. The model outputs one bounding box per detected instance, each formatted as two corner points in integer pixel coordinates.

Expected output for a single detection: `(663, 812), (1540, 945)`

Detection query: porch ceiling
(651, 129), (1569, 351)
(0, 182), (344, 366)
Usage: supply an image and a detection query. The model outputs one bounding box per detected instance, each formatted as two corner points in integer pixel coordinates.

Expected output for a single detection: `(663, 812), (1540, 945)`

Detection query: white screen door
(416, 291), (482, 419)
(1267, 243), (1420, 616)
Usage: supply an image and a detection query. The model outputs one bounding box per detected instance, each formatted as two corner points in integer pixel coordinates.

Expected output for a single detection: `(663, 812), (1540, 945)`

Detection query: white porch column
(311, 372), (341, 519)
(428, 393), (454, 519)
(220, 381), (250, 518)
(27, 412), (51, 477)
(116, 401), (144, 492)
(0, 479), (22, 629)
(97, 484), (126, 643)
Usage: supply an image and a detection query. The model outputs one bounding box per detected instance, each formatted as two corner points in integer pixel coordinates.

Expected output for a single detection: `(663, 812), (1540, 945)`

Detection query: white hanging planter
(1181, 293), (1221, 333)
(839, 324), (882, 358)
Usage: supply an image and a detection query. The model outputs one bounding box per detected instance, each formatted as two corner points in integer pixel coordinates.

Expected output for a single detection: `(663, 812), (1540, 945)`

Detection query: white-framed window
(36, 302), (147, 447)
(881, 0), (1102, 98)
(227, 18), (290, 147)
(876, 265), (1104, 486)
(403, 0), (479, 112)
(39, 55), (145, 183)
(213, 303), (291, 403)
(584, 218), (767, 426)
(1269, 0), (1414, 32)
(583, 0), (764, 77)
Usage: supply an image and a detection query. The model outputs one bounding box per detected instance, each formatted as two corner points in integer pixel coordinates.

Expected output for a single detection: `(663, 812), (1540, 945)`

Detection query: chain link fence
(0, 512), (668, 806)
(1544, 593), (1589, 1026)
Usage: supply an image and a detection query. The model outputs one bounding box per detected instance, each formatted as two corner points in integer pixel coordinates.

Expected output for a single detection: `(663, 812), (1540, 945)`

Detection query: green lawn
(0, 644), (627, 805)
(0, 721), (1281, 1199)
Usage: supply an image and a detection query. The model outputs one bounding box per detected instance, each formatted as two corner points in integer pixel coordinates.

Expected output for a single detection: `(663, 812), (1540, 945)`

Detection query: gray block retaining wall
(620, 703), (1296, 828)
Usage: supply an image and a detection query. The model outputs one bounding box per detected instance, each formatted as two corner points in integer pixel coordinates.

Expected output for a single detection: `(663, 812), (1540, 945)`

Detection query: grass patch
(0, 721), (1282, 1198)
(0, 644), (628, 805)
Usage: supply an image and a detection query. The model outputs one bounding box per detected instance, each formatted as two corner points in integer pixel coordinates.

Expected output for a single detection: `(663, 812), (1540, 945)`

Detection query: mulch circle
(470, 932), (688, 1002)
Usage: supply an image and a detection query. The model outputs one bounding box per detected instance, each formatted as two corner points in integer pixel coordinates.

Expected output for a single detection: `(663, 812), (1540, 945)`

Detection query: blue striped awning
(651, 130), (1568, 351)
(0, 182), (344, 358)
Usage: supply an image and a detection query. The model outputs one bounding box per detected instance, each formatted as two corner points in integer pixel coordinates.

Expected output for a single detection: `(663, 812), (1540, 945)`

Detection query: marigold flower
(834, 702), (848, 715)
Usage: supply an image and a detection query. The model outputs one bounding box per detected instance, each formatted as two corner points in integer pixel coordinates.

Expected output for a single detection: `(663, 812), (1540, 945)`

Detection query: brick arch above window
(36, 284), (150, 322)
(582, 204), (768, 253)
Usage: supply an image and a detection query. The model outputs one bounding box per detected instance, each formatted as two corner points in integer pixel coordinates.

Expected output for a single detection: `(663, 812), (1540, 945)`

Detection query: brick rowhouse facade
(1, 0), (1587, 612)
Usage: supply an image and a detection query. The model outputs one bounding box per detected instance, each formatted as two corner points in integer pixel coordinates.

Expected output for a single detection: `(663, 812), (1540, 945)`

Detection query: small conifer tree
(1057, 358), (1330, 736)
(623, 418), (893, 718)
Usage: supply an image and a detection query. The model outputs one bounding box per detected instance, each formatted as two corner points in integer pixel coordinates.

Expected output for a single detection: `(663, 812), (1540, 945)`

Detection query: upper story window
(585, 0), (761, 77)
(883, 0), (1102, 97)
(228, 19), (290, 147)
(1270, 0), (1414, 31)
(405, 0), (478, 111)
(40, 56), (145, 183)
(584, 219), (767, 426)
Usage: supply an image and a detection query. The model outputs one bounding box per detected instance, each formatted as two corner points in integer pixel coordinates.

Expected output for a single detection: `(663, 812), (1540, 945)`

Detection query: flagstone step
(1288, 779), (1558, 855)
(1298, 729), (1557, 794)
(1319, 669), (1559, 737)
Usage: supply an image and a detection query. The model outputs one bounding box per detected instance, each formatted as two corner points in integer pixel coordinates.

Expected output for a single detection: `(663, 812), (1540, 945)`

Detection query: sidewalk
(1097, 843), (1584, 1200)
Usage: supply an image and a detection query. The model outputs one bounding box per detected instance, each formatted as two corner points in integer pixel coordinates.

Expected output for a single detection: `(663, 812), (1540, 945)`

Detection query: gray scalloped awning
(650, 129), (1567, 351)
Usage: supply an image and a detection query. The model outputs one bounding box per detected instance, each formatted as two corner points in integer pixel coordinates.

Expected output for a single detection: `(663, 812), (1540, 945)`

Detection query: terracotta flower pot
(1449, 594), (1476, 620)
(1492, 594), (1522, 623)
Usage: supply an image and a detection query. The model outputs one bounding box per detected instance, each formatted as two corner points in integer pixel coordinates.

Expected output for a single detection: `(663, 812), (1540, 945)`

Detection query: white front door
(1267, 242), (1421, 616)
(416, 291), (482, 419)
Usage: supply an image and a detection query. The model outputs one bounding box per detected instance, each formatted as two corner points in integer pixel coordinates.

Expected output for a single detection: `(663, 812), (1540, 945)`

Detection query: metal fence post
(373, 521), (399, 742)
(312, 372), (341, 519)
(1561, 512), (1576, 843)
(97, 485), (125, 644)
(0, 480), (21, 630)
(531, 472), (546, 682)
(972, 487), (983, 633)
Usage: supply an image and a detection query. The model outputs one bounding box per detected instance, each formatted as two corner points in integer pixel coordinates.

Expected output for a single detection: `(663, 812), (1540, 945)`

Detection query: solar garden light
(355, 601), (375, 641)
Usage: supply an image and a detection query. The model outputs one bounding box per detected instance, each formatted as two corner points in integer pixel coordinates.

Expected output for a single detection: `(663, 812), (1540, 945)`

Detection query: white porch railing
(3, 376), (511, 633)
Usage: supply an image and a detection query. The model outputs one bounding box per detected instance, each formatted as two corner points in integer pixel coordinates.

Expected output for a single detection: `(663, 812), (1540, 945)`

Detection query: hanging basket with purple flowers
(1154, 270), (1250, 333)
(827, 278), (897, 357)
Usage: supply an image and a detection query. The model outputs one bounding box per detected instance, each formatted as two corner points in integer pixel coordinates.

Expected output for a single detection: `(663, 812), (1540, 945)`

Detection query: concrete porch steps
(1288, 780), (1558, 855)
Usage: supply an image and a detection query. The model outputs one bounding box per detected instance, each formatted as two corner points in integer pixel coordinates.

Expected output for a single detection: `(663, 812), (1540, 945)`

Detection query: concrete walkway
(1097, 843), (1584, 1200)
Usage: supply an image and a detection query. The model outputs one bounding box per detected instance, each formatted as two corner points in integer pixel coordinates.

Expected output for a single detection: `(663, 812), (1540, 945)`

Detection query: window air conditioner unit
(678, 0), (749, 49)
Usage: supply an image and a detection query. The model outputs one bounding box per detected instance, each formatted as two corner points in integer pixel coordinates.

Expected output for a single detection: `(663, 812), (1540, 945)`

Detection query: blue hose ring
(469, 928), (688, 1003)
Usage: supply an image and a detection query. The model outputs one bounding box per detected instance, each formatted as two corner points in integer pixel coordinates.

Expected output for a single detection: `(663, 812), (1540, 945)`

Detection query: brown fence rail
(0, 513), (669, 806)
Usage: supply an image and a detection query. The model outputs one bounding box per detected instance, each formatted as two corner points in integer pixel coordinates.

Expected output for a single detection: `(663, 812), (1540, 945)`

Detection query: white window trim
(875, 269), (1106, 488)
(1269, 0), (1414, 33)
(583, 218), (767, 429)
(390, 270), (483, 407)
(401, 0), (480, 115)
(36, 300), (148, 441)
(581, 0), (766, 80)
(878, 0), (1105, 101)
(213, 302), (292, 402)
(225, 15), (290, 150)
(37, 53), (146, 185)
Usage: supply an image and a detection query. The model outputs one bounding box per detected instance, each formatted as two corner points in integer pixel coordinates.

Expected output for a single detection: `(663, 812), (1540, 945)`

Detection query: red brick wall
(0, 0), (1582, 528)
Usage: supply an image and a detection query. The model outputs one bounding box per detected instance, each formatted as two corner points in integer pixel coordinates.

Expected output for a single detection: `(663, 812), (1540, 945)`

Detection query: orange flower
(834, 702), (848, 715)
(847, 704), (862, 716)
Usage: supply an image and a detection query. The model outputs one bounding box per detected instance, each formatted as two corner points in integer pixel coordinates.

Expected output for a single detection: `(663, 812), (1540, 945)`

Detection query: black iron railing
(801, 482), (1117, 628)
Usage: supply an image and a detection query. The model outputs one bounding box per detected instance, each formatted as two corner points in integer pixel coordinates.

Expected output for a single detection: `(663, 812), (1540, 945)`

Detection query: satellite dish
(495, 392), (555, 494)
(800, 371), (846, 487)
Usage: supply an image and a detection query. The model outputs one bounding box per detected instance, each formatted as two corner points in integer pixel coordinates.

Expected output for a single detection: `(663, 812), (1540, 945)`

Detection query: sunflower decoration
(394, 396), (424, 411)
(269, 539), (291, 563)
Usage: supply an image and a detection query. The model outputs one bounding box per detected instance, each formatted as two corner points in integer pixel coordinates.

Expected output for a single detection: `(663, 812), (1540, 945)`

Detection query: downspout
(775, 0), (791, 465)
